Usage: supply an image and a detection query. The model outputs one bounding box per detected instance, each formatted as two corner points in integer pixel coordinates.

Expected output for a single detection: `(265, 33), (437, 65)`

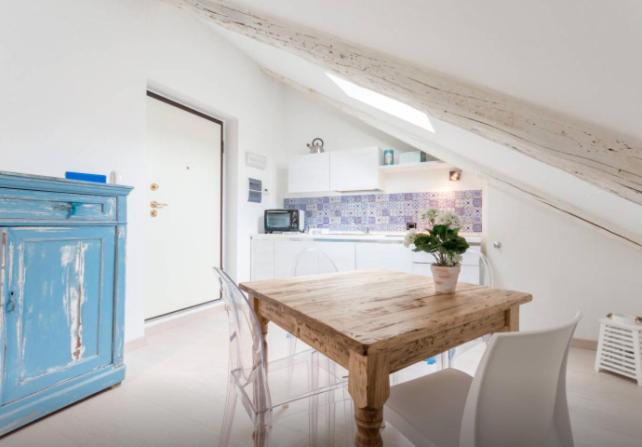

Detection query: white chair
(214, 267), (348, 447)
(386, 313), (581, 447)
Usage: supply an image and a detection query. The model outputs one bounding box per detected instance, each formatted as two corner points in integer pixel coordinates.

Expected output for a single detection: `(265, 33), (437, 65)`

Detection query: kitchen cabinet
(330, 147), (383, 192)
(0, 172), (131, 435)
(411, 246), (482, 284)
(287, 152), (330, 193)
(250, 237), (275, 280)
(287, 147), (383, 194)
(273, 238), (314, 277)
(355, 242), (413, 273)
(310, 240), (355, 273)
(273, 238), (354, 277)
(250, 235), (482, 284)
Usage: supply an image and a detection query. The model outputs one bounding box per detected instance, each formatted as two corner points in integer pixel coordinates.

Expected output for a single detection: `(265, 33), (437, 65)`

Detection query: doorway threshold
(144, 299), (223, 330)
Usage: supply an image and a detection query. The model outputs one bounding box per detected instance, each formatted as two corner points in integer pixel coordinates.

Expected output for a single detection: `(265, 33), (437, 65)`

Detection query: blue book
(65, 172), (107, 184)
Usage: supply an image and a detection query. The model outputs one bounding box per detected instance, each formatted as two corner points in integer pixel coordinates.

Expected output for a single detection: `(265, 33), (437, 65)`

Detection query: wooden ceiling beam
(174, 0), (642, 207)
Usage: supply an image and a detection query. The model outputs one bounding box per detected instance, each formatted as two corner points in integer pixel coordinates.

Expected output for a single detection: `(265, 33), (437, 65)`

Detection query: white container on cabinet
(330, 147), (383, 192)
(288, 152), (330, 193)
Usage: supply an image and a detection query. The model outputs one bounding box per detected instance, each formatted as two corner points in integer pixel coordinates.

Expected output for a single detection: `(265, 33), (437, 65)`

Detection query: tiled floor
(1, 305), (641, 446)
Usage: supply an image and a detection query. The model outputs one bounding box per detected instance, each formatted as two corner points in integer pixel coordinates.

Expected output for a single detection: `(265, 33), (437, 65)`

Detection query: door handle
(150, 201), (168, 209)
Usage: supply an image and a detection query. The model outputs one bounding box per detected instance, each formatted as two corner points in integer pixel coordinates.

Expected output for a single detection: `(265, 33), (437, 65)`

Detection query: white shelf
(378, 161), (448, 174)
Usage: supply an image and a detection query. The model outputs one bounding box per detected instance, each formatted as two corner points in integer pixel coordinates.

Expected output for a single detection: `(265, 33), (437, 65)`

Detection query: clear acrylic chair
(293, 246), (339, 276)
(214, 267), (349, 447)
(386, 313), (581, 447)
(291, 247), (342, 439)
(441, 252), (495, 369)
(289, 247), (339, 362)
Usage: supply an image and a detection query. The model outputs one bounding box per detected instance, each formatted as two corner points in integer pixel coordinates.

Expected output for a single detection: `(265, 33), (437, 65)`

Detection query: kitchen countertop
(251, 232), (482, 244)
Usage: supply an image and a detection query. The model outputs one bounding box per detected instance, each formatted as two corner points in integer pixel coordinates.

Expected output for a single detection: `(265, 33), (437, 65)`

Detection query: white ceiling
(232, 0), (642, 140)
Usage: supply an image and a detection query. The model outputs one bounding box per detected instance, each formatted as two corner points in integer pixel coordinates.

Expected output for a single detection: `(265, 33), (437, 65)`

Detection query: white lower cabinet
(250, 238), (275, 280)
(355, 242), (413, 273)
(273, 239), (314, 277)
(411, 246), (481, 284)
(250, 236), (482, 284)
(271, 238), (355, 277)
(315, 241), (356, 272)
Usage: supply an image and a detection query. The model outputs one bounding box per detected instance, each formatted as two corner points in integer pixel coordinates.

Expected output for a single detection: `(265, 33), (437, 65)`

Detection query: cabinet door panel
(330, 147), (382, 191)
(288, 153), (330, 193)
(355, 242), (413, 273)
(2, 227), (115, 404)
(310, 241), (355, 272)
(274, 239), (314, 277)
(251, 238), (275, 280)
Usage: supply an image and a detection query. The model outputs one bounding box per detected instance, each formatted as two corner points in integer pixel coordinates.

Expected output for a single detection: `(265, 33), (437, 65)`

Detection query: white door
(144, 94), (222, 319)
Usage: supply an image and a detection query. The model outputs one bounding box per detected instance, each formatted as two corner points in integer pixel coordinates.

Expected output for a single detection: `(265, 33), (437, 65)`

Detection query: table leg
(348, 351), (390, 447)
(506, 304), (520, 332)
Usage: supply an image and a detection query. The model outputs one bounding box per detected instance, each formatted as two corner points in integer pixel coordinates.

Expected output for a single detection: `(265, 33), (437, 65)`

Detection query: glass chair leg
(308, 351), (320, 446)
(219, 380), (238, 447)
(327, 358), (336, 446)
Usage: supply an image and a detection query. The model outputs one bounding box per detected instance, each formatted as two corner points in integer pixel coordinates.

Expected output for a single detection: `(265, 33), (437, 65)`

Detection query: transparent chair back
(478, 252), (495, 287)
(215, 267), (351, 447)
(293, 247), (339, 276)
(215, 267), (272, 444)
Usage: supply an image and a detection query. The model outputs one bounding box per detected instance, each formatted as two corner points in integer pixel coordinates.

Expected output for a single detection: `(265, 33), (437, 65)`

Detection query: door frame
(145, 90), (225, 271)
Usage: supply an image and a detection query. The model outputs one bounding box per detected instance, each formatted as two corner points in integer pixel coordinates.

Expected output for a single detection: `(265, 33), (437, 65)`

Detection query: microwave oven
(264, 209), (305, 233)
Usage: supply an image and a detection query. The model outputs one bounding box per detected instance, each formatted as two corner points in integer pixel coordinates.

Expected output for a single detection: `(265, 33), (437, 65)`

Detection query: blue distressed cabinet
(0, 172), (132, 434)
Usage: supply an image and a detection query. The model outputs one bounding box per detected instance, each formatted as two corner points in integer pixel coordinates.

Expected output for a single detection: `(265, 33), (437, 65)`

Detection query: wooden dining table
(239, 270), (532, 447)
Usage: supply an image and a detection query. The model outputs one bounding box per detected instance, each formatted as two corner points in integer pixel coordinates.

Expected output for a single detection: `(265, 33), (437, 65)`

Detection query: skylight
(326, 72), (434, 132)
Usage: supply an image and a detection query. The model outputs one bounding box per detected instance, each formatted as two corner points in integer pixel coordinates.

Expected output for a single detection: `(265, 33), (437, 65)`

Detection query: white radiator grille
(595, 316), (642, 385)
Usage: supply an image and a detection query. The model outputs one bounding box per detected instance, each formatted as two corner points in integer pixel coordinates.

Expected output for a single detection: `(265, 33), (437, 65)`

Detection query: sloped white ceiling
(209, 25), (642, 246)
(232, 0), (642, 141)
(187, 0), (642, 245)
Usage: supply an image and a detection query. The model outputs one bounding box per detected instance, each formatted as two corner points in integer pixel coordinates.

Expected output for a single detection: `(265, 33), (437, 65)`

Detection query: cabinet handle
(6, 291), (16, 313)
(53, 202), (78, 217)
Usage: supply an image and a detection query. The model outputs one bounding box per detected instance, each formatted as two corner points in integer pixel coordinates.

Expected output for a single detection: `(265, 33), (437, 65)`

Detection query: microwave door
(266, 211), (292, 232)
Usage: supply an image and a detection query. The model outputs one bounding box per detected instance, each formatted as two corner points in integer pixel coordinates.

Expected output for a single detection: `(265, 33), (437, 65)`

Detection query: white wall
(283, 86), (419, 157)
(487, 183), (642, 340)
(0, 0), (287, 341)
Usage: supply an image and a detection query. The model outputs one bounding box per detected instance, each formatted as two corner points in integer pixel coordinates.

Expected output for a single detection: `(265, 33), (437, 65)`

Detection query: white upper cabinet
(288, 152), (330, 193)
(330, 147), (383, 192)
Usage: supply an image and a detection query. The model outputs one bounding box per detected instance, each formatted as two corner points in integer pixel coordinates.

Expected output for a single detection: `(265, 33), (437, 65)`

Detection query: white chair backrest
(460, 313), (581, 447)
(293, 247), (339, 276)
(214, 267), (271, 416)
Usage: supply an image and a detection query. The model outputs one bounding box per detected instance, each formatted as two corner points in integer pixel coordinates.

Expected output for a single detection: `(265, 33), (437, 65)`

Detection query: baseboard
(0, 366), (125, 436)
(572, 338), (598, 351)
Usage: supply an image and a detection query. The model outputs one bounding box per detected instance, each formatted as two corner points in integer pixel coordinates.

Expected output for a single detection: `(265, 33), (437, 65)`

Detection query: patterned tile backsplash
(284, 190), (483, 233)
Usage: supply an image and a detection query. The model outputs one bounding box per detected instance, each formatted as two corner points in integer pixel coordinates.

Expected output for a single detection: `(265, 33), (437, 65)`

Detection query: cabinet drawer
(0, 188), (116, 222)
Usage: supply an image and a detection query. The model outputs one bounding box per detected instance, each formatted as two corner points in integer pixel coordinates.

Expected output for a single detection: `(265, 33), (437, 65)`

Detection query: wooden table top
(240, 270), (532, 354)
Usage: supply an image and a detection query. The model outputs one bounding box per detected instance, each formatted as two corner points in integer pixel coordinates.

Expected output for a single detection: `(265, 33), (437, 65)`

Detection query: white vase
(431, 264), (461, 294)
